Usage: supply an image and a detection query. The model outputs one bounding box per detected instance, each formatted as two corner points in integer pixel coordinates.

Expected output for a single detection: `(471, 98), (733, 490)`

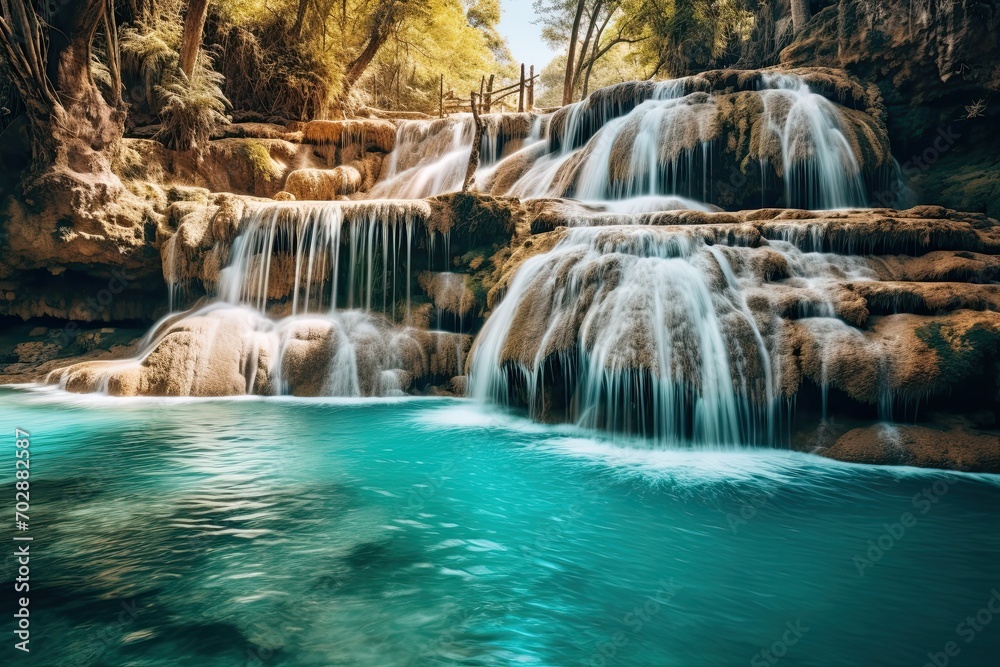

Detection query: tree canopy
(212, 0), (514, 115)
(532, 0), (786, 104)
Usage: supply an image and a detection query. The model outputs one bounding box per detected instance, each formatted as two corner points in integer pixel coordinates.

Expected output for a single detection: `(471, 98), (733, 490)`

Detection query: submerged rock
(825, 424), (1000, 473)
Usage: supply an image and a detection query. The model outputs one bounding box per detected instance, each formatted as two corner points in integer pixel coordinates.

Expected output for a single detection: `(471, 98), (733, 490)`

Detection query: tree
(291, 0), (310, 39)
(179, 0), (210, 79)
(207, 0), (508, 114)
(562, 0), (587, 104)
(575, 0), (648, 97)
(359, 0), (513, 113)
(790, 0), (811, 35)
(466, 0), (511, 61)
(535, 0), (648, 103)
(342, 0), (409, 99)
(621, 0), (755, 78)
(0, 0), (124, 174)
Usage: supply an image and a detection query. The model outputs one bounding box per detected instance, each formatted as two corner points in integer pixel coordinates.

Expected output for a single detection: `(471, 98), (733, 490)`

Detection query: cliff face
(781, 0), (1000, 217)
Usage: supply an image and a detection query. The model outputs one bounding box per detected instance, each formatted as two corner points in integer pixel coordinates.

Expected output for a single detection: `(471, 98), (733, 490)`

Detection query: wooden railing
(439, 64), (538, 117)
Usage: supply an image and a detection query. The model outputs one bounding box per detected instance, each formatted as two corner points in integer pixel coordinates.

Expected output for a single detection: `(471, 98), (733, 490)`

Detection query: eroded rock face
(40, 192), (520, 398)
(158, 192), (520, 311)
(0, 166), (167, 325)
(781, 0), (1000, 217)
(782, 1), (999, 116)
(285, 167), (363, 200)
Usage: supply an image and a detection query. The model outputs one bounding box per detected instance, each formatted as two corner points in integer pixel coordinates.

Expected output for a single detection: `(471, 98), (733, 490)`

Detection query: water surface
(1, 387), (997, 666)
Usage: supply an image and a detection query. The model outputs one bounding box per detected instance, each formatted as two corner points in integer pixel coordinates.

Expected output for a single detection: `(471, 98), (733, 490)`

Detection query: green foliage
(364, 0), (515, 113)
(221, 139), (283, 184)
(121, 19), (179, 113)
(208, 0), (511, 115)
(635, 0), (755, 76)
(104, 0), (514, 130)
(466, 0), (509, 60)
(534, 0), (760, 103)
(155, 54), (230, 152)
(212, 20), (337, 121)
(535, 49), (647, 107)
(120, 3), (229, 151)
(532, 0), (653, 103)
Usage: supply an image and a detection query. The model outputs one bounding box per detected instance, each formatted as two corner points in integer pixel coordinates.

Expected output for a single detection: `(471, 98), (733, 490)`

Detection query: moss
(429, 193), (519, 250)
(916, 321), (1000, 386)
(240, 141), (284, 182)
(466, 273), (489, 313)
(909, 147), (1000, 222)
(944, 171), (1000, 219)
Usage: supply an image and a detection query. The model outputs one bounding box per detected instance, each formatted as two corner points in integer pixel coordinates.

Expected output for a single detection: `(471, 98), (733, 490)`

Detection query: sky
(498, 0), (559, 70)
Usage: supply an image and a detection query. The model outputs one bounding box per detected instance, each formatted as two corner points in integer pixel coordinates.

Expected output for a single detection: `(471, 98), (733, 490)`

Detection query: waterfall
(369, 113), (543, 199)
(53, 69), (902, 425)
(476, 73), (880, 211)
(468, 223), (879, 447)
(759, 73), (867, 209)
(360, 73), (878, 213)
(54, 200), (471, 397)
(219, 200), (431, 314)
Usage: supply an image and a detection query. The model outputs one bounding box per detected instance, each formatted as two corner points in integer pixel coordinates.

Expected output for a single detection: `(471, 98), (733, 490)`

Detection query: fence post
(528, 65), (534, 111)
(485, 74), (494, 113)
(439, 74), (444, 118)
(518, 63), (526, 113)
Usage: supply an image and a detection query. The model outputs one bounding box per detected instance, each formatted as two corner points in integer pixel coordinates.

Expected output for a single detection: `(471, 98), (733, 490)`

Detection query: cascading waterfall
(363, 73), (879, 214)
(468, 224), (881, 447)
(498, 79), (716, 202)
(54, 200), (471, 397)
(52, 69), (916, 445)
(759, 73), (867, 209)
(369, 113), (543, 199)
(219, 201), (431, 315)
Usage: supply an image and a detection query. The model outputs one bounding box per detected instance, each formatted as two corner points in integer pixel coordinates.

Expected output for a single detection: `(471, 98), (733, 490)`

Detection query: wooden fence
(440, 64), (537, 117)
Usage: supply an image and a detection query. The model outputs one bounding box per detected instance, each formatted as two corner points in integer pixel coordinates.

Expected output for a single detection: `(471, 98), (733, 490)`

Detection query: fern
(120, 13), (229, 153)
(155, 51), (231, 152)
(121, 21), (180, 112)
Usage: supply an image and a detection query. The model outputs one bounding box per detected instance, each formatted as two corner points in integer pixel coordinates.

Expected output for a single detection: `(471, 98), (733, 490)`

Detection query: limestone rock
(825, 425), (1000, 473)
(284, 167), (363, 200)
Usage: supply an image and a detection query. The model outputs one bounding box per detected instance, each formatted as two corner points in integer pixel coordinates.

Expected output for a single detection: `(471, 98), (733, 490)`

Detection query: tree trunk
(179, 0), (210, 80)
(580, 7), (614, 99)
(1, 0), (154, 291)
(572, 0), (603, 94)
(562, 0), (587, 105)
(291, 0), (309, 39)
(582, 45), (598, 98)
(342, 0), (400, 99)
(790, 0), (811, 35)
(1, 0), (123, 175)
